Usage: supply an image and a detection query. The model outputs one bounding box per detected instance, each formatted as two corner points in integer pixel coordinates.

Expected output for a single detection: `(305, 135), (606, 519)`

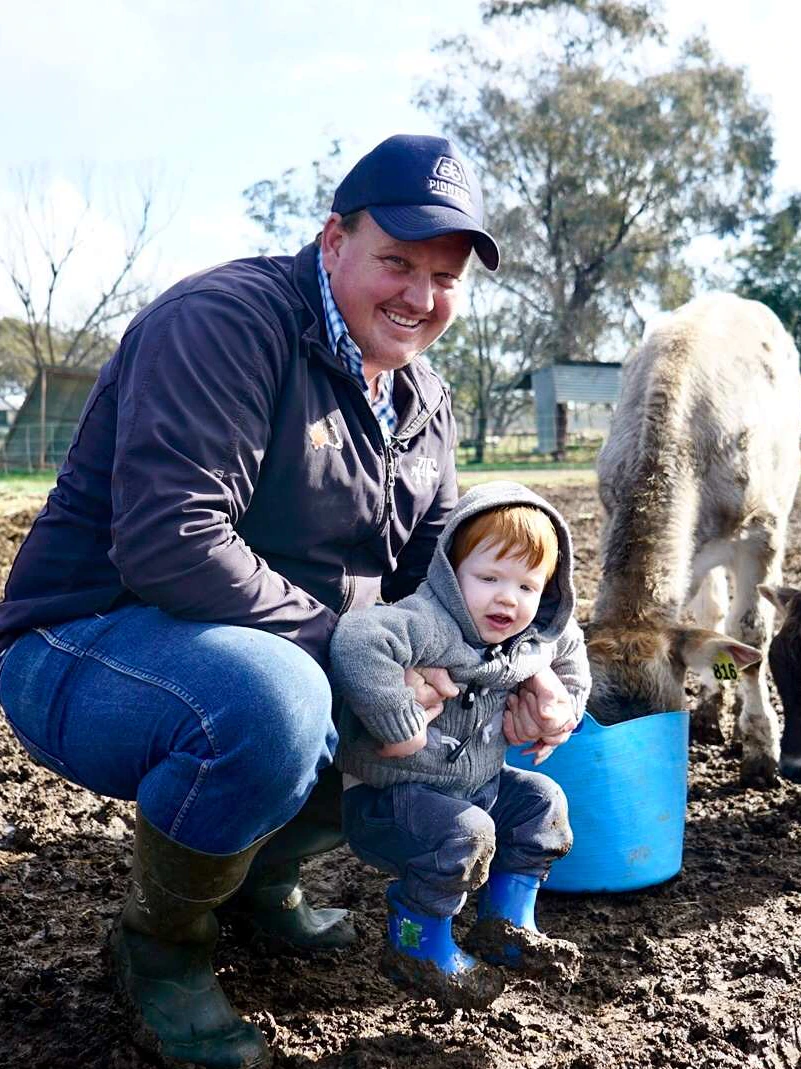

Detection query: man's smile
(383, 308), (424, 329)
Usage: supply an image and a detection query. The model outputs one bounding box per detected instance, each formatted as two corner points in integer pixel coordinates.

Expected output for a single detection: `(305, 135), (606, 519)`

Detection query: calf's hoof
(739, 751), (778, 788)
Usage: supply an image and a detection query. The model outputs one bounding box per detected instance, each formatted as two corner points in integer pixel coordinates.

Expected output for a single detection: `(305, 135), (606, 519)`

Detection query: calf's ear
(673, 627), (761, 679)
(757, 584), (799, 622)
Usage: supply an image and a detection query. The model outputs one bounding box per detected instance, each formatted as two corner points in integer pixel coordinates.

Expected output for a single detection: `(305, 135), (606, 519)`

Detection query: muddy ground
(2, 482), (801, 1069)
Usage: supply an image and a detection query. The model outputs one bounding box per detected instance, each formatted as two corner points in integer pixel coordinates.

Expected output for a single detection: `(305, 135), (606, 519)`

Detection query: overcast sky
(1, 0), (796, 324)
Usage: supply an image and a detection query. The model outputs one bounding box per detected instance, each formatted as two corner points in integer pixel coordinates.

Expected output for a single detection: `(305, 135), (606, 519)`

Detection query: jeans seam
(81, 646), (221, 840)
(36, 626), (221, 758)
(35, 628), (91, 658)
(169, 759), (213, 839)
(32, 628), (223, 835)
(80, 647), (222, 759)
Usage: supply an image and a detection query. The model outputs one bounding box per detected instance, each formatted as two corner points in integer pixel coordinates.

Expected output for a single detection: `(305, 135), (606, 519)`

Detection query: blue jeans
(0, 605), (337, 854)
(342, 766), (572, 917)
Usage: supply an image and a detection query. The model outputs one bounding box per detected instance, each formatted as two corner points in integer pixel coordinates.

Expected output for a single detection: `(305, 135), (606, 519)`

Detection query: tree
(419, 0), (774, 376)
(0, 170), (168, 395)
(242, 140), (348, 254)
(733, 196), (801, 351)
(426, 276), (540, 462)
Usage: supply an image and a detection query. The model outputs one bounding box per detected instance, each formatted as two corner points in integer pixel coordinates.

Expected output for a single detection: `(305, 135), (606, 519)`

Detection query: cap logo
(434, 156), (467, 187)
(428, 156), (471, 207)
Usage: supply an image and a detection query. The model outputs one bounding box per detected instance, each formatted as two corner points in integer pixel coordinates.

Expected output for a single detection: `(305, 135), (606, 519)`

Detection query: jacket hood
(426, 480), (577, 646)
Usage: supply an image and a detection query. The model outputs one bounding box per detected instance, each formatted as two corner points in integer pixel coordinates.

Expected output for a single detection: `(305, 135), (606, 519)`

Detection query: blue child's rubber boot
(381, 882), (505, 1010)
(465, 871), (581, 982)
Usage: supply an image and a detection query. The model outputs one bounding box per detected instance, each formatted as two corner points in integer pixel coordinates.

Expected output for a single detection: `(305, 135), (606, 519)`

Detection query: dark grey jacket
(0, 244), (458, 667)
(331, 481), (591, 794)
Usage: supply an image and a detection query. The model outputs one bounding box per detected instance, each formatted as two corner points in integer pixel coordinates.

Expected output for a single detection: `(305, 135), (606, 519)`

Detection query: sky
(0, 0), (797, 328)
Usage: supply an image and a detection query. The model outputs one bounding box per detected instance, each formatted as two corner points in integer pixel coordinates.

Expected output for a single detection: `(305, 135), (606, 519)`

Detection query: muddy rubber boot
(465, 871), (581, 982)
(220, 776), (355, 955)
(219, 855), (355, 955)
(380, 882), (505, 1011)
(110, 806), (272, 1068)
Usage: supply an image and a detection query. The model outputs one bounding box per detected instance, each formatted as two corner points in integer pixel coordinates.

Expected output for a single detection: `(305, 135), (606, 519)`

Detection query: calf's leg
(729, 536), (781, 787)
(687, 567), (729, 744)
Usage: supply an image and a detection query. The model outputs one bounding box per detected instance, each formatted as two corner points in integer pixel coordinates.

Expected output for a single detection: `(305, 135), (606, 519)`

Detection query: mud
(3, 484), (801, 1068)
(380, 942), (506, 1012)
(465, 918), (582, 982)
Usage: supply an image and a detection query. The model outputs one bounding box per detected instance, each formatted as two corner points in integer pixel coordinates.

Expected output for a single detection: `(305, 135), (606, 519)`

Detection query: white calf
(586, 292), (801, 785)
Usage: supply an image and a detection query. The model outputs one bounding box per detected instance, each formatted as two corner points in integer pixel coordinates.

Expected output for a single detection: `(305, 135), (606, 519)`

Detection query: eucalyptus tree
(422, 0), (774, 373)
(734, 196), (801, 352)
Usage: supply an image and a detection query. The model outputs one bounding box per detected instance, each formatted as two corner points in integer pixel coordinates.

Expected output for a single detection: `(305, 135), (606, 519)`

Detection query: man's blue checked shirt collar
(316, 249), (397, 443)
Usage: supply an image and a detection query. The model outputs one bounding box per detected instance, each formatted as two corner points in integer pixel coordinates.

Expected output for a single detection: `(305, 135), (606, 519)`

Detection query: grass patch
(457, 464), (597, 489)
(0, 471), (55, 514)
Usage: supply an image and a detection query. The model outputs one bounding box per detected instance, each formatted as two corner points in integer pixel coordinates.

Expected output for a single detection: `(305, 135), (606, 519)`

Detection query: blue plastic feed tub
(506, 710), (690, 892)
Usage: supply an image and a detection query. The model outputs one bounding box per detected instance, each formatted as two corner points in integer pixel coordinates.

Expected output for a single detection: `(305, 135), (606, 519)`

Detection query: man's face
(320, 212), (472, 382)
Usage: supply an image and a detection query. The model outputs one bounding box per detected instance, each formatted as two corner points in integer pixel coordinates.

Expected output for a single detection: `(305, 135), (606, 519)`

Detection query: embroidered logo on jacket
(308, 415), (343, 451)
(409, 456), (439, 486)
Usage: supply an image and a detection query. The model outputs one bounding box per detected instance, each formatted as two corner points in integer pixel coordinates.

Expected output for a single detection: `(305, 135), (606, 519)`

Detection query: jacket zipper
(381, 439), (399, 528)
(311, 348), (444, 599)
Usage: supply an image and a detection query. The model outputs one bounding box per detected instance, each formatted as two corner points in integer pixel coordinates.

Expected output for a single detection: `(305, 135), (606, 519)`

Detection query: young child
(330, 481), (591, 1009)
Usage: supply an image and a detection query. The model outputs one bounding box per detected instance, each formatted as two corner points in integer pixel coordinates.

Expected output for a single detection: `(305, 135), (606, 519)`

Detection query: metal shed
(517, 361), (622, 456)
(2, 366), (98, 470)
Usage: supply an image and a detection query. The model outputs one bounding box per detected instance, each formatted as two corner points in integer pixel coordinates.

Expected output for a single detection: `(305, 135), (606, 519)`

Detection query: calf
(586, 293), (801, 786)
(758, 585), (801, 781)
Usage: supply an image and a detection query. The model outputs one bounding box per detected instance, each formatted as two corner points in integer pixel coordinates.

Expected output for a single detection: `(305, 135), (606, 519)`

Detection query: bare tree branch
(0, 169), (171, 392)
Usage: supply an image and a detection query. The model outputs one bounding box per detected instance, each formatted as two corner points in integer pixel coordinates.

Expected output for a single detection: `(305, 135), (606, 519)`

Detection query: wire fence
(0, 423), (75, 473)
(456, 430), (603, 466)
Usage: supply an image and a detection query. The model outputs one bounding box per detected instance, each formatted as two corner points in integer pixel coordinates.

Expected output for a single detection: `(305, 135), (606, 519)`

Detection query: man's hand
(404, 665), (459, 715)
(504, 667), (578, 765)
(378, 667), (460, 759)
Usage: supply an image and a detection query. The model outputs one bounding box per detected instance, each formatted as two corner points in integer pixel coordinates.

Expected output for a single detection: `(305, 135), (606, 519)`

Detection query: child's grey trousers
(342, 765), (572, 917)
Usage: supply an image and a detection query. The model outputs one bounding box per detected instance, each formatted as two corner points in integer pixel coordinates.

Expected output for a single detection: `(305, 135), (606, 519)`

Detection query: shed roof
(516, 361), (622, 403)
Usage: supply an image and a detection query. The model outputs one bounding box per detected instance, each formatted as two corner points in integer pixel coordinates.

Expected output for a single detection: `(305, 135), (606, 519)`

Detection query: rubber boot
(220, 855), (355, 955)
(110, 806), (272, 1068)
(380, 882), (505, 1010)
(465, 871), (582, 982)
(220, 766), (355, 954)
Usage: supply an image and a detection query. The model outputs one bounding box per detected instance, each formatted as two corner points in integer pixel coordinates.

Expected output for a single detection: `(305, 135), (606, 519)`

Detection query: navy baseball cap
(331, 134), (500, 271)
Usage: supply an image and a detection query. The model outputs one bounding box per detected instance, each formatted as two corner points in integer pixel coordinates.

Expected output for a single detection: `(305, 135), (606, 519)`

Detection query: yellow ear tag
(712, 652), (738, 684)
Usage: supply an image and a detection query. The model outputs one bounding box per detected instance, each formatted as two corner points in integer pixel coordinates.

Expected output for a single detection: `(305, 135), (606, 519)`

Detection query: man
(0, 134), (577, 1068)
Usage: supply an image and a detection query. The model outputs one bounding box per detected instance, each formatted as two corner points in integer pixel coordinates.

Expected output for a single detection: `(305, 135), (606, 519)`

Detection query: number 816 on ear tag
(712, 652), (738, 683)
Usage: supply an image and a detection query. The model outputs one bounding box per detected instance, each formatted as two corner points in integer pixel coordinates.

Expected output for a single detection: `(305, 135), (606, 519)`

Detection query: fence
(456, 429), (604, 466)
(0, 422), (76, 473)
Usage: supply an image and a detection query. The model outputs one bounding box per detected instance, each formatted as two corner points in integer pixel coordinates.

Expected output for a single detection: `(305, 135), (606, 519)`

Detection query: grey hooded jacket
(330, 481), (591, 795)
